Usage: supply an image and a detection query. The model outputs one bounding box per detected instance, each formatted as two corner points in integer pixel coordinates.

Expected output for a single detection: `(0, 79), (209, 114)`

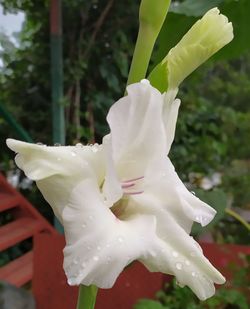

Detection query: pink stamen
(124, 190), (144, 195)
(121, 183), (135, 189)
(122, 176), (144, 183)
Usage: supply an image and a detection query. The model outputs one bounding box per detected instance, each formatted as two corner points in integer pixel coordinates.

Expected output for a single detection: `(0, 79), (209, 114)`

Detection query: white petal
(162, 89), (181, 154)
(130, 190), (225, 300)
(106, 80), (166, 180)
(101, 135), (123, 207)
(6, 139), (104, 221)
(62, 179), (158, 288)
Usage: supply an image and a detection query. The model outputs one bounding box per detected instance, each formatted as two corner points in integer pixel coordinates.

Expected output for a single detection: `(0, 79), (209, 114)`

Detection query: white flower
(6, 80), (225, 300)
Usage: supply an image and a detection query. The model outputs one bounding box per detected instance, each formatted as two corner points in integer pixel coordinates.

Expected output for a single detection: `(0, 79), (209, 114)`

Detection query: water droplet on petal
(185, 260), (191, 266)
(118, 236), (124, 243)
(176, 280), (185, 288)
(190, 251), (196, 257)
(71, 151), (76, 157)
(176, 262), (182, 270)
(81, 262), (86, 268)
(150, 251), (157, 257)
(36, 142), (44, 146)
(76, 143), (83, 148)
(67, 278), (75, 286)
(81, 223), (86, 228)
(73, 258), (78, 265)
(93, 256), (99, 261)
(172, 251), (179, 257)
(191, 271), (197, 277)
(91, 143), (99, 153)
(191, 191), (196, 195)
(140, 79), (150, 85)
(54, 143), (61, 146)
(88, 215), (93, 221)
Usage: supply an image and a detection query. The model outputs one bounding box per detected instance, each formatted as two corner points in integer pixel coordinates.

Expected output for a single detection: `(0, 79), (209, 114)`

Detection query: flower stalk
(76, 285), (98, 309)
(127, 0), (171, 86)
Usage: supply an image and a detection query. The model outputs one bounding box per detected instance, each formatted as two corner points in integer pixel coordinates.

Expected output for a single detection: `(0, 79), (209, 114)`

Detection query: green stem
(76, 285), (98, 309)
(225, 208), (250, 232)
(127, 0), (171, 86)
(127, 24), (156, 86)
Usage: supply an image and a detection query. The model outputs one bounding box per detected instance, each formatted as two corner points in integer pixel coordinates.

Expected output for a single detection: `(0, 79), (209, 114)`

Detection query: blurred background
(0, 0), (249, 308)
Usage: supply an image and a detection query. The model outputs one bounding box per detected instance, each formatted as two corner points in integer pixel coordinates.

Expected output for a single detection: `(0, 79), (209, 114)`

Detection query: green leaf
(133, 299), (165, 309)
(169, 0), (224, 17)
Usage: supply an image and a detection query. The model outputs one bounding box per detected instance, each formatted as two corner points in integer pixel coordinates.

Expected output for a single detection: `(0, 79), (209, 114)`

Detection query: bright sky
(0, 5), (25, 66)
(0, 5), (25, 37)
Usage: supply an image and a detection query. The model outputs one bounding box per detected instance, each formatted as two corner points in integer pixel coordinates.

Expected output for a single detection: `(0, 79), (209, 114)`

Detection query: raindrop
(195, 215), (201, 222)
(54, 143), (61, 146)
(191, 271), (197, 277)
(93, 256), (99, 261)
(118, 236), (124, 243)
(88, 215), (94, 221)
(81, 262), (86, 268)
(76, 143), (83, 148)
(92, 144), (99, 153)
(191, 191), (196, 195)
(67, 278), (75, 286)
(185, 260), (191, 266)
(175, 262), (182, 270)
(172, 251), (179, 258)
(150, 251), (157, 257)
(71, 151), (77, 157)
(176, 281), (185, 288)
(190, 251), (196, 257)
(140, 79), (150, 85)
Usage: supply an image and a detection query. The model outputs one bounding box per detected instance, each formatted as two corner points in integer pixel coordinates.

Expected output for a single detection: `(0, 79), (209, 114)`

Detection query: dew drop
(176, 281), (185, 288)
(185, 260), (191, 266)
(88, 215), (93, 221)
(191, 271), (197, 277)
(140, 79), (150, 85)
(71, 151), (76, 157)
(190, 251), (196, 257)
(92, 144), (99, 153)
(150, 251), (157, 257)
(118, 236), (124, 243)
(191, 191), (196, 195)
(175, 262), (182, 270)
(172, 251), (179, 258)
(93, 256), (99, 261)
(76, 143), (83, 148)
(67, 278), (75, 286)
